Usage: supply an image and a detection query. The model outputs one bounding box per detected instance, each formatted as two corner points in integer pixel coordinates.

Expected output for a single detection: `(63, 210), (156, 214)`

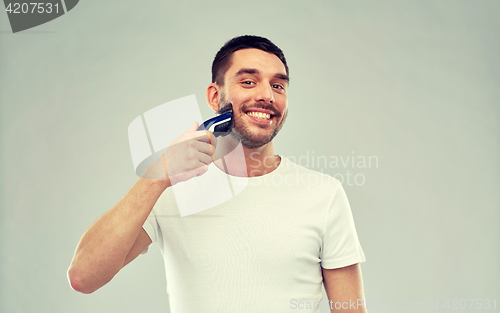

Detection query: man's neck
(213, 135), (281, 177)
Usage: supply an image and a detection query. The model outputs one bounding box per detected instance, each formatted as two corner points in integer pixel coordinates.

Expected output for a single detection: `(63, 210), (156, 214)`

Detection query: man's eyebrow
(233, 68), (290, 83)
(274, 73), (290, 83)
(233, 68), (260, 77)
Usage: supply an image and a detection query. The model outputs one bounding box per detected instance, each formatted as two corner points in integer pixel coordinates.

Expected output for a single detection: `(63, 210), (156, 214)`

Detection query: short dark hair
(211, 35), (289, 86)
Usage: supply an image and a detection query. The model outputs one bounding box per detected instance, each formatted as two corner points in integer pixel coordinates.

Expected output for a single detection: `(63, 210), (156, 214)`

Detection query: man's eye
(242, 81), (254, 85)
(272, 84), (284, 90)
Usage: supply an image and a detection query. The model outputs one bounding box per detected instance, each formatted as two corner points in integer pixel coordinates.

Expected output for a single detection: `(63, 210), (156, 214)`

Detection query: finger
(203, 131), (215, 162)
(182, 130), (216, 144)
(195, 142), (216, 161)
(191, 131), (217, 148)
(205, 130), (217, 149)
(169, 124), (202, 145)
(200, 142), (215, 163)
(187, 121), (199, 132)
(196, 152), (214, 165)
(209, 143), (215, 162)
(173, 130), (211, 144)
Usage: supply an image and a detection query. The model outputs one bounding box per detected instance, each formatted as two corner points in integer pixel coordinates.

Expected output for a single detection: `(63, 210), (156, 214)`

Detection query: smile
(243, 109), (276, 125)
(246, 111), (271, 120)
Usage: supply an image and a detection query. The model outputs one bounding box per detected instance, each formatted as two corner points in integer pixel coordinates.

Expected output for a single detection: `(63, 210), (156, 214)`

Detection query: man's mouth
(246, 111), (271, 120)
(241, 103), (280, 125)
(244, 109), (276, 124)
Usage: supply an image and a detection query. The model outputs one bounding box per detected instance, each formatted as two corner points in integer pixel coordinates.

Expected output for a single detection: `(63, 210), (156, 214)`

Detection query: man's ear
(206, 83), (221, 112)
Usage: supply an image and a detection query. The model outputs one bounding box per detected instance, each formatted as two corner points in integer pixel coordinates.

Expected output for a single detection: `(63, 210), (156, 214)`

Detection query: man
(68, 35), (367, 313)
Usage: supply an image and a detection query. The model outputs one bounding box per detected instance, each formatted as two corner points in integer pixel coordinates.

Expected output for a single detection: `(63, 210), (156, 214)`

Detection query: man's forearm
(67, 177), (168, 293)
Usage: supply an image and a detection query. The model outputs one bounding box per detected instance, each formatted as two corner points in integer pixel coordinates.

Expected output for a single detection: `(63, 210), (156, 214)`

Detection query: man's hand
(163, 121), (217, 185)
(142, 122), (217, 185)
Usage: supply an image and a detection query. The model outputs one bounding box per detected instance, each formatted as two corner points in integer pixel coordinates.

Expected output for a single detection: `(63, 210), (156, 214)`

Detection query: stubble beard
(218, 93), (288, 149)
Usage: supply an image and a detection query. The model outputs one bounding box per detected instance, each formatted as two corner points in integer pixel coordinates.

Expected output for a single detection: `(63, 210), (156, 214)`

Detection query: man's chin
(230, 129), (275, 149)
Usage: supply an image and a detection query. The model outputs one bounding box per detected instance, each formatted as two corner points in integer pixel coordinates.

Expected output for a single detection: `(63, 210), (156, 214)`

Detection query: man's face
(219, 48), (289, 149)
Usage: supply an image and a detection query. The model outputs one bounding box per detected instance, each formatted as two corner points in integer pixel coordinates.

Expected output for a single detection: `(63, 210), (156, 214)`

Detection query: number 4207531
(5, 3), (59, 14)
(444, 299), (496, 310)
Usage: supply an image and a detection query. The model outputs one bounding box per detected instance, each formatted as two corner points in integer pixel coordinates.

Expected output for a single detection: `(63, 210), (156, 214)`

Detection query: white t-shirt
(142, 156), (365, 313)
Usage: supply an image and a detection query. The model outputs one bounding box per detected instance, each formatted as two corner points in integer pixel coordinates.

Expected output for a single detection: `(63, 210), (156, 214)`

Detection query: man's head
(211, 35), (289, 88)
(207, 36), (289, 149)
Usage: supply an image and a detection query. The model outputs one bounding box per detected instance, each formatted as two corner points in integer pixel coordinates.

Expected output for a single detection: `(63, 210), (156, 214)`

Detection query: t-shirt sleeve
(320, 183), (366, 269)
(141, 208), (161, 254)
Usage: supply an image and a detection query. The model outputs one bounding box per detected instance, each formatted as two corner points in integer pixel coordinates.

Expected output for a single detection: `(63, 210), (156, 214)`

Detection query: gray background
(1, 1), (499, 312)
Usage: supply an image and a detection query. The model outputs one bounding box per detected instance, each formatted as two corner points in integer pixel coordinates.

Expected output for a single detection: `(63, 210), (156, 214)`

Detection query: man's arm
(67, 178), (166, 294)
(67, 123), (217, 294)
(322, 263), (367, 313)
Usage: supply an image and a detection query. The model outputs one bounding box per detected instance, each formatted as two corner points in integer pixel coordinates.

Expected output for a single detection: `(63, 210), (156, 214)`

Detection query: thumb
(187, 121), (199, 132)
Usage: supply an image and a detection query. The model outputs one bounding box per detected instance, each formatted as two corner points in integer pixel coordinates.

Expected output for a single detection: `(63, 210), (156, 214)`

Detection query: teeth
(247, 112), (271, 120)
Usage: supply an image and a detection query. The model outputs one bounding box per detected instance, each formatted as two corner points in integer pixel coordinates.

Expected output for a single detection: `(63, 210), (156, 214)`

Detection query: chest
(158, 193), (327, 272)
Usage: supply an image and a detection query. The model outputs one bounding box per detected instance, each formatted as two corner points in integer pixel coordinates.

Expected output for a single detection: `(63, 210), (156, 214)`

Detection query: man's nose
(256, 83), (275, 103)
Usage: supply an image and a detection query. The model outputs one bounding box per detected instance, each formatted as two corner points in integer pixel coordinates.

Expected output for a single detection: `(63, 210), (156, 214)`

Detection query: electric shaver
(197, 106), (233, 137)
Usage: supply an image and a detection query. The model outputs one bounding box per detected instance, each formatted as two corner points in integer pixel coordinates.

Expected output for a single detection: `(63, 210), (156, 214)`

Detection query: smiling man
(206, 45), (289, 176)
(68, 35), (367, 313)
(210, 47), (289, 150)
